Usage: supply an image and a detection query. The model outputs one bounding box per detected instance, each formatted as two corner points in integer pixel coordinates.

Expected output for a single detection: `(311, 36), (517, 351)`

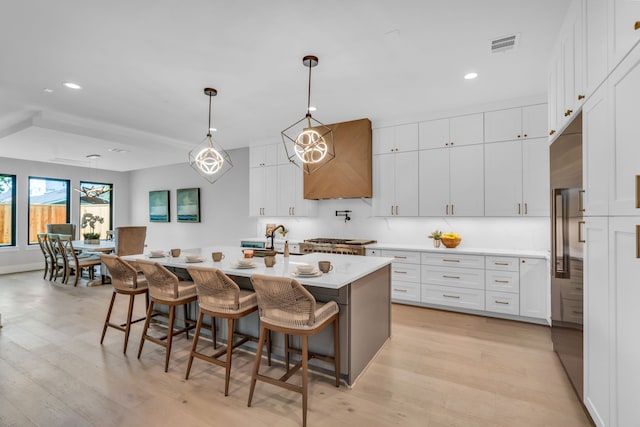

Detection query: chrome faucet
(266, 224), (286, 250)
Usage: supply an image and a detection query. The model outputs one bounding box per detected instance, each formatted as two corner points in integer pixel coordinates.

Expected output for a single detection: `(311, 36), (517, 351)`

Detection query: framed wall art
(149, 190), (170, 222)
(176, 187), (200, 222)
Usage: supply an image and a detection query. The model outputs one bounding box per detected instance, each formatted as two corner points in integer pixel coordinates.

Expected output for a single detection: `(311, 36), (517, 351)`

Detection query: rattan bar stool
(99, 254), (149, 354)
(185, 266), (271, 396)
(136, 259), (197, 372)
(248, 274), (340, 427)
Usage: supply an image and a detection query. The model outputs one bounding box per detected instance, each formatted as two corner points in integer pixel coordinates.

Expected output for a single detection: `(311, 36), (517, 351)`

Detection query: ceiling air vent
(490, 33), (519, 53)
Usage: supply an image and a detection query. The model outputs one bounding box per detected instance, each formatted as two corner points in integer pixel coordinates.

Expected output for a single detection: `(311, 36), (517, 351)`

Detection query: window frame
(0, 174), (17, 247)
(78, 181), (114, 232)
(28, 176), (71, 245)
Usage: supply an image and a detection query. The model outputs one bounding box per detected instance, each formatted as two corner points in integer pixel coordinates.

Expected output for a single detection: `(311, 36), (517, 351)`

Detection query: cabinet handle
(495, 280), (510, 283)
(636, 225), (640, 258)
(443, 275), (460, 279)
(394, 288), (408, 293)
(635, 21), (640, 31)
(564, 109), (573, 117)
(495, 301), (510, 305)
(578, 94), (585, 100)
(393, 270), (408, 274)
(443, 294), (461, 299)
(524, 134), (528, 138)
(518, 203), (521, 215)
(524, 203), (528, 215)
(549, 129), (556, 136)
(443, 259), (460, 263)
(578, 221), (585, 243)
(394, 255), (408, 259)
(517, 134), (521, 138)
(451, 204), (454, 215)
(494, 262), (509, 266)
(391, 205), (394, 216)
(446, 204), (449, 215)
(579, 189), (585, 212)
(395, 205), (399, 215)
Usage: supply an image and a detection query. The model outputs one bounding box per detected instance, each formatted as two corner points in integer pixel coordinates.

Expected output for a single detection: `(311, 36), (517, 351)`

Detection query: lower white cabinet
(519, 257), (548, 320)
(382, 249), (421, 303)
(485, 291), (520, 315)
(421, 284), (485, 310)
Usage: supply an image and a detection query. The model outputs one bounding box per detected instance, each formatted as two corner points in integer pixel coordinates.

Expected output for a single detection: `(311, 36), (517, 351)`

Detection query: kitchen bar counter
(123, 247), (392, 386)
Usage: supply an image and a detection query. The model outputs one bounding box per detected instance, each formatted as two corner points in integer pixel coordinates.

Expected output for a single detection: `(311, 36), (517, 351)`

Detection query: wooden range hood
(303, 118), (372, 199)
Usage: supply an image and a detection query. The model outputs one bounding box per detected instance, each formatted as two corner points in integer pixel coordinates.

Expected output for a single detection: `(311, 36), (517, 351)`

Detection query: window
(79, 181), (113, 239)
(0, 174), (17, 247)
(28, 177), (70, 244)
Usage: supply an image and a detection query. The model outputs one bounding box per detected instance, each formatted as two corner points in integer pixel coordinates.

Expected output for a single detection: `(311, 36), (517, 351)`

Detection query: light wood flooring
(0, 271), (593, 427)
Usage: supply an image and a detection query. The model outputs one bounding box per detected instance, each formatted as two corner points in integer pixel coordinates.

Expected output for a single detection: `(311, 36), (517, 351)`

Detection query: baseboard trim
(0, 263), (42, 275)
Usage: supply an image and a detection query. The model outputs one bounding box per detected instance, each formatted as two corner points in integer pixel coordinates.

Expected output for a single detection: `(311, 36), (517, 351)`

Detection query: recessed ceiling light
(209, 127), (217, 132)
(86, 154), (101, 159)
(108, 148), (129, 153)
(43, 88), (54, 93)
(308, 106), (317, 112)
(63, 82), (82, 90)
(464, 72), (478, 80)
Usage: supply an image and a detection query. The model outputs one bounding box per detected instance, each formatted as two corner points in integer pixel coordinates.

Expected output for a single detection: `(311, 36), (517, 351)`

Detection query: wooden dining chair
(55, 234), (101, 286)
(36, 233), (54, 280)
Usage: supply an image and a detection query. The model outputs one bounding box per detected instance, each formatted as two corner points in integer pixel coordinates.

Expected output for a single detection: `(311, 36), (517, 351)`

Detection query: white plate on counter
(184, 258), (204, 263)
(234, 262), (257, 269)
(291, 270), (322, 277)
(148, 254), (166, 258)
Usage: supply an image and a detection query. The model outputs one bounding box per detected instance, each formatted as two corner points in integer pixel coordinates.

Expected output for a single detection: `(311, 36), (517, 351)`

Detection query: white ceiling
(0, 0), (570, 172)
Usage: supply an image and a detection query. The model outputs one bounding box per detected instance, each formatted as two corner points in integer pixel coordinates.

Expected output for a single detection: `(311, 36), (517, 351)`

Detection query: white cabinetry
(484, 104), (548, 143)
(249, 166), (276, 216)
(250, 143), (279, 167)
(374, 151), (419, 217)
(583, 217), (610, 427)
(421, 253), (485, 310)
(419, 144), (484, 216)
(609, 0), (640, 67)
(519, 257), (548, 320)
(373, 123), (418, 154)
(418, 113), (483, 149)
(484, 138), (549, 217)
(276, 164), (317, 217)
(582, 83), (610, 216)
(485, 256), (520, 315)
(584, 0), (609, 95)
(382, 250), (421, 303)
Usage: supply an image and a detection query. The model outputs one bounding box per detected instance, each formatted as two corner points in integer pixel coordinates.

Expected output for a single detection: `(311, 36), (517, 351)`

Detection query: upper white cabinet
(419, 113), (483, 150)
(584, 0), (609, 95)
(276, 164), (317, 217)
(609, 0), (640, 67)
(419, 144), (484, 217)
(373, 123), (419, 154)
(249, 143), (279, 167)
(582, 83), (610, 216)
(374, 151), (419, 217)
(249, 166), (277, 216)
(484, 104), (548, 143)
(522, 138), (551, 217)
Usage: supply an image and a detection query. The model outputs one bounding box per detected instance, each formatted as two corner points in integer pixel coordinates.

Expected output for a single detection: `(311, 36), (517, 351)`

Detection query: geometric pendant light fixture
(189, 87), (233, 184)
(281, 55), (335, 175)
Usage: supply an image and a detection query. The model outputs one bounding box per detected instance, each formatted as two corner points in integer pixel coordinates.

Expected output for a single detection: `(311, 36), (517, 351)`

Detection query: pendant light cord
(207, 93), (212, 137)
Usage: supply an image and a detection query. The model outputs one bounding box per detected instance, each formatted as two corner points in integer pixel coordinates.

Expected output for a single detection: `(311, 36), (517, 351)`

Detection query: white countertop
(124, 246), (392, 290)
(367, 243), (549, 259)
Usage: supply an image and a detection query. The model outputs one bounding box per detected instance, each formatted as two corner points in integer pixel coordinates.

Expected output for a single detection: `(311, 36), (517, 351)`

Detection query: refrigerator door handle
(578, 221), (585, 243)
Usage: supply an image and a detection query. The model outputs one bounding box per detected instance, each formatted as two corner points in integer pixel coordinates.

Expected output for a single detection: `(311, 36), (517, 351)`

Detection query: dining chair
(136, 259), (197, 372)
(114, 226), (147, 256)
(185, 266), (270, 396)
(55, 234), (101, 286)
(99, 254), (150, 354)
(36, 233), (54, 280)
(248, 274), (340, 427)
(46, 223), (76, 239)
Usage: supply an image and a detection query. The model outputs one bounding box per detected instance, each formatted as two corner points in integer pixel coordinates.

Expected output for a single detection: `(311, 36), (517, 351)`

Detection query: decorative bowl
(441, 236), (461, 248)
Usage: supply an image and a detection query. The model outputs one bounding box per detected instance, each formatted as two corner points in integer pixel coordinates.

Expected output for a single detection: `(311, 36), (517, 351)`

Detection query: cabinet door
(249, 166), (277, 216)
(484, 107), (522, 143)
(484, 141), (523, 216)
(610, 43), (640, 215)
(582, 83), (610, 216)
(394, 151), (419, 216)
(548, 53), (560, 138)
(584, 0), (608, 96)
(374, 153), (396, 216)
(583, 217), (610, 427)
(372, 127), (395, 154)
(449, 113), (484, 146)
(609, 217), (640, 427)
(609, 0), (640, 67)
(419, 118), (449, 150)
(419, 148), (450, 216)
(250, 144), (278, 167)
(291, 165), (317, 217)
(450, 144), (484, 216)
(522, 138), (550, 217)
(519, 258), (548, 321)
(394, 123), (419, 152)
(561, 0), (584, 116)
(522, 104), (548, 139)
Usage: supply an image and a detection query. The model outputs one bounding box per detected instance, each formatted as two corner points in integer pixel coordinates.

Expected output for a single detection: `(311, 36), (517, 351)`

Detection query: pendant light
(189, 88), (233, 184)
(281, 55), (334, 175)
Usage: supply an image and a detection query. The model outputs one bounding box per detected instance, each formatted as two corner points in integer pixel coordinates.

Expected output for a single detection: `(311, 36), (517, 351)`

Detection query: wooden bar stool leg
(138, 300), (155, 359)
(183, 303), (190, 339)
(248, 325), (268, 407)
(100, 291), (117, 345)
(165, 305), (176, 372)
(333, 316), (340, 387)
(302, 335), (309, 427)
(123, 292), (135, 354)
(185, 311), (204, 380)
(224, 318), (235, 396)
(267, 330), (272, 366)
(212, 316), (217, 349)
(285, 333), (290, 371)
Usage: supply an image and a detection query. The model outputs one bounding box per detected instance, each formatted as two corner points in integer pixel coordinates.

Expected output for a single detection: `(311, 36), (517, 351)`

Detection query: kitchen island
(123, 247), (392, 386)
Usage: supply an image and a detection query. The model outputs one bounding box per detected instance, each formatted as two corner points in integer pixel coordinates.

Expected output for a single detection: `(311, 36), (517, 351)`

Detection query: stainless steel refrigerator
(550, 114), (584, 399)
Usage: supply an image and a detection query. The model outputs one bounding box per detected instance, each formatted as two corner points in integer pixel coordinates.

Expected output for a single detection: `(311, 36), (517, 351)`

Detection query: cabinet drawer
(485, 256), (519, 271)
(391, 262), (420, 283)
(421, 253), (484, 269)
(421, 284), (485, 310)
(381, 250), (420, 264)
(422, 266), (484, 290)
(486, 291), (520, 315)
(391, 281), (421, 302)
(485, 270), (520, 293)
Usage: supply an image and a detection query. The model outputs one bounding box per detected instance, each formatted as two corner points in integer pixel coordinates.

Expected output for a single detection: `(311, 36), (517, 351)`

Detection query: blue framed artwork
(149, 190), (170, 222)
(176, 188), (200, 222)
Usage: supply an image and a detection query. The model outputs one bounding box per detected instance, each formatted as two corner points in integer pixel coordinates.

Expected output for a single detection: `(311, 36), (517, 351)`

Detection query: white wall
(0, 156), (131, 273)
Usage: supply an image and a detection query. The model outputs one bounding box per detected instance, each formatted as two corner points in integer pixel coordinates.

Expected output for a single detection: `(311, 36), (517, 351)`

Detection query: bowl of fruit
(441, 232), (461, 248)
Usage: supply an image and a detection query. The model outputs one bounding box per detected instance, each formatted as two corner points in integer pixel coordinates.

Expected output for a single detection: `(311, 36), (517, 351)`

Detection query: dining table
(122, 245), (392, 386)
